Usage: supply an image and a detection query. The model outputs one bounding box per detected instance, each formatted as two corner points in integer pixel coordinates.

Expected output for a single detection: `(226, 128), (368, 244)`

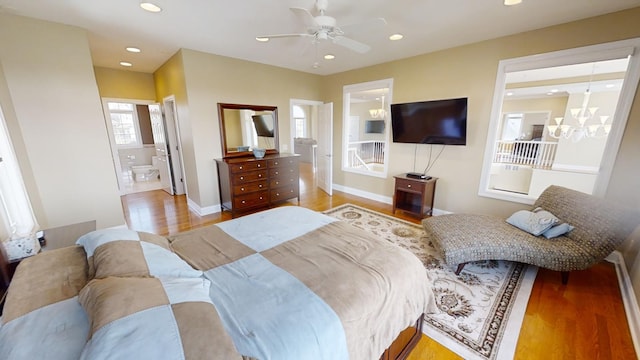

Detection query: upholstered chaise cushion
(424, 214), (591, 271)
(423, 185), (640, 273)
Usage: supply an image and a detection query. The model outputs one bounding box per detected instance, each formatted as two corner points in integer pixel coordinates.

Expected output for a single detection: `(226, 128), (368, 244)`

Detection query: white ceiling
(1, 0), (638, 75)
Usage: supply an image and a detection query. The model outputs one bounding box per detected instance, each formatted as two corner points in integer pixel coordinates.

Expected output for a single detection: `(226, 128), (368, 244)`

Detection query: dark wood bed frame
(380, 315), (424, 360)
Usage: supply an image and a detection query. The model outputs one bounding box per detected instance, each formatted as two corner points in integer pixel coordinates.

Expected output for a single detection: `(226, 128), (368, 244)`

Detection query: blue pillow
(542, 223), (574, 239)
(506, 209), (559, 236)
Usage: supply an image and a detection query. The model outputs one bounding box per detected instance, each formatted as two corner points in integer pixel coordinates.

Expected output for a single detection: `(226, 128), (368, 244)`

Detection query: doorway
(290, 99), (333, 196)
(102, 98), (184, 196)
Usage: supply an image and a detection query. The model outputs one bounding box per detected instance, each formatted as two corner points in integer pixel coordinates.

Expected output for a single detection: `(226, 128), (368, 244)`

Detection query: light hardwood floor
(121, 163), (636, 359)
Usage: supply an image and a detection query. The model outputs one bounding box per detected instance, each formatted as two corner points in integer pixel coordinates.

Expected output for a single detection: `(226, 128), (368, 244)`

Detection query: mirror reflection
(342, 79), (393, 178)
(488, 57), (628, 199)
(218, 103), (279, 157)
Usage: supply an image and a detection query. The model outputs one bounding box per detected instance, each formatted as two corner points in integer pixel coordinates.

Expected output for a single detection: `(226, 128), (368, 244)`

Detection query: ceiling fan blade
(333, 36), (371, 54)
(258, 33), (314, 39)
(339, 17), (387, 35)
(290, 7), (318, 28)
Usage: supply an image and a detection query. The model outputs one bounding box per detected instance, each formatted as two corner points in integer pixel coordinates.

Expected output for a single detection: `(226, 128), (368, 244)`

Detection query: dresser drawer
(229, 160), (267, 173)
(268, 157), (298, 168)
(395, 178), (425, 193)
(270, 174), (297, 188)
(233, 190), (269, 209)
(269, 166), (298, 178)
(270, 184), (298, 202)
(233, 169), (267, 183)
(233, 180), (268, 195)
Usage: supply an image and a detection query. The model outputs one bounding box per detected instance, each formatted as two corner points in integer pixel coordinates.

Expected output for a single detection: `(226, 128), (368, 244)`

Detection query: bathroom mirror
(218, 103), (279, 158)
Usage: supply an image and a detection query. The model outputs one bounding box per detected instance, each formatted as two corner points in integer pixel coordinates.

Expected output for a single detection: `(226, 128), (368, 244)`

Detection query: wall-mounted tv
(365, 120), (385, 134)
(391, 97), (467, 145)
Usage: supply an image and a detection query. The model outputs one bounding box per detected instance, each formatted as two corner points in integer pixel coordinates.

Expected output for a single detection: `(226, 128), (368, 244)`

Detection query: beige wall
(154, 49), (322, 211)
(0, 14), (124, 229)
(94, 67), (156, 100)
(322, 8), (640, 217)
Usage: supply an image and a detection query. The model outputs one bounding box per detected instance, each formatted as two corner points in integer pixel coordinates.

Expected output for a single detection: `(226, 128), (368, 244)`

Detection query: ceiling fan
(257, 0), (386, 54)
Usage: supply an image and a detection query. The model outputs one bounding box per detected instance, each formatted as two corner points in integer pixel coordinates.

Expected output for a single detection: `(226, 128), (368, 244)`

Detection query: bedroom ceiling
(0, 0), (638, 75)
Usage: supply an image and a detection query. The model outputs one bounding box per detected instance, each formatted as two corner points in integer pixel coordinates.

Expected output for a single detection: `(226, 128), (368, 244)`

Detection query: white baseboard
(332, 183), (448, 216)
(607, 251), (640, 356)
(187, 198), (220, 216)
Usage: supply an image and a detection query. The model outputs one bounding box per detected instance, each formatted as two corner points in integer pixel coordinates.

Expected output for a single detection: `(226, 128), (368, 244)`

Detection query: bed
(0, 206), (435, 359)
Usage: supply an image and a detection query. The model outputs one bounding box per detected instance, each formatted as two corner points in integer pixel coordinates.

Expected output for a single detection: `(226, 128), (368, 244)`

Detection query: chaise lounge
(422, 185), (639, 284)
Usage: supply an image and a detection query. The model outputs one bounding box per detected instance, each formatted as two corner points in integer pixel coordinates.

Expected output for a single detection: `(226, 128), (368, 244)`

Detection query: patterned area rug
(324, 204), (538, 360)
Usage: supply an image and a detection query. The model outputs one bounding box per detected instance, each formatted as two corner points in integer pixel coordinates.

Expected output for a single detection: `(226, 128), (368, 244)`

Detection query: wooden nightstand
(392, 174), (438, 218)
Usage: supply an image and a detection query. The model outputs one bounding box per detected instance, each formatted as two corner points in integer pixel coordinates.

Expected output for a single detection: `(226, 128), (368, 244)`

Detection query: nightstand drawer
(395, 178), (425, 193)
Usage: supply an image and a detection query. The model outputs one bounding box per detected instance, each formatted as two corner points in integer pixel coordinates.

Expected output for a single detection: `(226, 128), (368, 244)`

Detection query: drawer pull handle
(276, 193), (280, 196)
(240, 176), (244, 180)
(258, 174), (262, 178)
(260, 197), (263, 200)
(241, 200), (246, 204)
(239, 166), (243, 170)
(275, 162), (279, 165)
(257, 164), (261, 167)
(275, 171), (279, 175)
(407, 184), (411, 188)
(241, 187), (245, 191)
(259, 184), (263, 188)
(276, 181), (279, 185)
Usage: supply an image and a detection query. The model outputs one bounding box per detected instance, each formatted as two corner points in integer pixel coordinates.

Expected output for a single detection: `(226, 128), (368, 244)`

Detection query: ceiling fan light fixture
(389, 34), (403, 41)
(504, 0), (522, 6)
(256, 37), (270, 42)
(140, 2), (162, 13)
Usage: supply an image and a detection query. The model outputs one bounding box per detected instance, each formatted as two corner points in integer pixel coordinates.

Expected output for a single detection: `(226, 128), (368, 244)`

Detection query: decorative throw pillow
(506, 209), (560, 236)
(542, 223), (575, 239)
(76, 229), (202, 279)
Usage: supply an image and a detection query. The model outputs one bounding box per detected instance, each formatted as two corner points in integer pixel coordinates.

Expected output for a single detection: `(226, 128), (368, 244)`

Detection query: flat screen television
(391, 97), (467, 145)
(364, 120), (385, 134)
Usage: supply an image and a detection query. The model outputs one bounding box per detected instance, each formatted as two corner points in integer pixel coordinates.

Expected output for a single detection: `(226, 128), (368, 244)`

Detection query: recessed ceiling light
(256, 37), (270, 42)
(606, 84), (616, 88)
(126, 47), (141, 53)
(504, 0), (522, 5)
(140, 2), (162, 12)
(389, 34), (404, 41)
(324, 54), (335, 60)
(120, 61), (133, 67)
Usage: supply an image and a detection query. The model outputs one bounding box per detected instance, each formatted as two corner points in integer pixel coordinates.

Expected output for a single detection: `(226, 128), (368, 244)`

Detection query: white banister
(493, 140), (558, 168)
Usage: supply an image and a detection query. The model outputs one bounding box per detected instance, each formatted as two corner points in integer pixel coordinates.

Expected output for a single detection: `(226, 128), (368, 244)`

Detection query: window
(108, 102), (142, 147)
(0, 104), (40, 258)
(293, 105), (307, 138)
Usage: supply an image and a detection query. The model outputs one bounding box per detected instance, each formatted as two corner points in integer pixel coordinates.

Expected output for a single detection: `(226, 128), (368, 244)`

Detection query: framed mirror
(479, 38), (640, 204)
(218, 103), (279, 158)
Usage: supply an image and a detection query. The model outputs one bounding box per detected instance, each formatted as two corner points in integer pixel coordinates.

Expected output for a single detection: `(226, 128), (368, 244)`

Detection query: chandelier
(369, 95), (386, 119)
(547, 86), (611, 142)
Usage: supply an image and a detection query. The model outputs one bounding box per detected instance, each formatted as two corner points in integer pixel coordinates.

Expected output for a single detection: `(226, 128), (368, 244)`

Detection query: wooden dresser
(215, 153), (300, 217)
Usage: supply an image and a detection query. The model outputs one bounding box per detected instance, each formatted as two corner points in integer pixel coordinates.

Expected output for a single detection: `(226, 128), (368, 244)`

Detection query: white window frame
(105, 101), (143, 148)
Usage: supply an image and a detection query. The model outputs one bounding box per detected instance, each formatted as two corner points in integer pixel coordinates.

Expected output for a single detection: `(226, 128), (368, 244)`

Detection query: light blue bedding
(205, 253), (348, 360)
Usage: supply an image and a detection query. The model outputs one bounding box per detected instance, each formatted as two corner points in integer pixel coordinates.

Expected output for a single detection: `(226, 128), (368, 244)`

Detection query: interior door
(317, 102), (333, 195)
(162, 98), (185, 195)
(149, 104), (174, 195)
